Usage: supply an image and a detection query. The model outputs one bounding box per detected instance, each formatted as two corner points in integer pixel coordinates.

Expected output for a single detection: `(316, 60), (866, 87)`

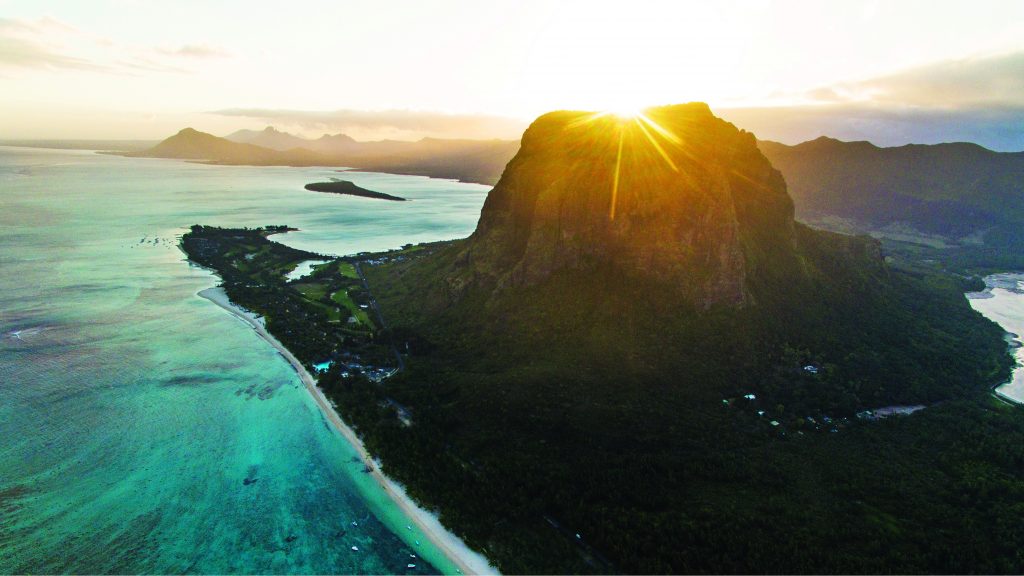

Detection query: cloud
(209, 108), (529, 140)
(816, 51), (1024, 109)
(0, 17), (224, 75)
(720, 51), (1024, 151)
(114, 57), (189, 74)
(157, 43), (231, 59)
(0, 18), (108, 71)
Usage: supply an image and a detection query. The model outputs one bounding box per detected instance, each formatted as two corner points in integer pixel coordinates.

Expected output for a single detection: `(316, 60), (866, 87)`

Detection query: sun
(607, 105), (643, 120)
(566, 103), (683, 222)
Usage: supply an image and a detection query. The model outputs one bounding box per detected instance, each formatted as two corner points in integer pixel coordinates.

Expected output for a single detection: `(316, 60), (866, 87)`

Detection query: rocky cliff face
(449, 103), (800, 307)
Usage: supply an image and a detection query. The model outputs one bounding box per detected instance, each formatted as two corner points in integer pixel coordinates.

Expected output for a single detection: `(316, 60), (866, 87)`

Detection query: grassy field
(331, 289), (374, 328)
(337, 262), (360, 279)
(293, 282), (346, 322)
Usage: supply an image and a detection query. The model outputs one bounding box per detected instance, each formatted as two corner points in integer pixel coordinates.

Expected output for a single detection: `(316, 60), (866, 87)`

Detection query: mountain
(758, 136), (1024, 266)
(450, 103), (799, 307)
(127, 127), (321, 164)
(309, 132), (361, 154)
(224, 126), (312, 151)
(130, 126), (518, 184)
(318, 104), (1017, 573)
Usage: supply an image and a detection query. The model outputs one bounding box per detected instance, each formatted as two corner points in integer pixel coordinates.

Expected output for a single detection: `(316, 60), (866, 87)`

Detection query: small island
(305, 180), (406, 201)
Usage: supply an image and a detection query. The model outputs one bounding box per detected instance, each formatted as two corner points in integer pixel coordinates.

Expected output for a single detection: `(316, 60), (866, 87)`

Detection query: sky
(1, 0), (1023, 149)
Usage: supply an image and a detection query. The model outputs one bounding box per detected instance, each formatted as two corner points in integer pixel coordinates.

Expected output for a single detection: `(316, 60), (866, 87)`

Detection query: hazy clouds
(156, 43), (231, 60)
(210, 108), (529, 140)
(0, 18), (103, 71)
(721, 51), (1024, 151)
(810, 51), (1024, 109)
(0, 17), (228, 74)
(3, 10), (1022, 149)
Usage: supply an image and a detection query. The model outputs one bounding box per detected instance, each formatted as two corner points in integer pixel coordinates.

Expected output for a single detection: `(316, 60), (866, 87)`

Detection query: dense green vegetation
(179, 104), (1024, 573)
(185, 224), (1024, 573)
(181, 225), (391, 369)
(336, 226), (1021, 574)
(759, 137), (1024, 272)
(759, 138), (1024, 237)
(884, 230), (1024, 276)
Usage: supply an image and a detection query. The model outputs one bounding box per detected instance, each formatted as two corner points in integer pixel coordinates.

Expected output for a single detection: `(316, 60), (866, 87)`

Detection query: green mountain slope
(758, 136), (1024, 268)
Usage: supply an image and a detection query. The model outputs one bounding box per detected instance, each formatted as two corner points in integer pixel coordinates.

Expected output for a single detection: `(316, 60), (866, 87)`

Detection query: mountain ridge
(126, 127), (323, 164)
(224, 126), (314, 151)
(758, 135), (1024, 235)
(125, 126), (518, 184)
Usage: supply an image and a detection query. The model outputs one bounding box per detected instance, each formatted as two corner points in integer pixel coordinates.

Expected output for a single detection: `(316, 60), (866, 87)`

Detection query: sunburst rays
(610, 130), (625, 221)
(570, 108), (685, 220)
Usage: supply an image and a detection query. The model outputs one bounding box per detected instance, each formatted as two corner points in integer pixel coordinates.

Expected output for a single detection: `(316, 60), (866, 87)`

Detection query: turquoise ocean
(0, 146), (490, 574)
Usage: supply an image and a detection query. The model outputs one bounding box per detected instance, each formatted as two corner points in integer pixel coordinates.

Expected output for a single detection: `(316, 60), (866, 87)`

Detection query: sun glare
(607, 105), (643, 120)
(567, 104), (684, 222)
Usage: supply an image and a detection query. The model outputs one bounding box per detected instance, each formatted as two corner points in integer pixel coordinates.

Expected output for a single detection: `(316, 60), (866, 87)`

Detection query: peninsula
(304, 180), (406, 201)
(181, 225), (495, 575)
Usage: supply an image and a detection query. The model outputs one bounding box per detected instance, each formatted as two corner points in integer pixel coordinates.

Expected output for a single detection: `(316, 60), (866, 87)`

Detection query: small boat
(351, 521), (358, 526)
(351, 546), (359, 551)
(407, 564), (416, 569)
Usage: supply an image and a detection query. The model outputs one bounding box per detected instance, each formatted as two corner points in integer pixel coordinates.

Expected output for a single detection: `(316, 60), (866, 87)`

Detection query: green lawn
(294, 282), (328, 301)
(331, 289), (374, 329)
(338, 262), (360, 279)
(292, 282), (346, 322)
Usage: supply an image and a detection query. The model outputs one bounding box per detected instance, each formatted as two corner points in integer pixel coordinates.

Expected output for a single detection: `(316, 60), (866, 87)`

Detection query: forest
(184, 225), (1024, 574)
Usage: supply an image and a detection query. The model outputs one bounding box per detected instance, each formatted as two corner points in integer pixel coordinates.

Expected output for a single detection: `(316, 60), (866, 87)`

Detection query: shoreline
(197, 286), (498, 575)
(965, 273), (1024, 406)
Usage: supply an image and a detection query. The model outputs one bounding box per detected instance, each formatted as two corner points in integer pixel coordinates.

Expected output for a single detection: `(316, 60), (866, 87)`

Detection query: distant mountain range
(225, 126), (319, 151)
(126, 128), (301, 163)
(758, 136), (1024, 268)
(225, 126), (360, 154)
(759, 136), (1024, 239)
(123, 126), (519, 185)
(117, 125), (1024, 267)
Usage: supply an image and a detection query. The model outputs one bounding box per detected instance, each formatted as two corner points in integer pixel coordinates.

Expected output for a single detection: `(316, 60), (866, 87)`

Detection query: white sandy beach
(197, 287), (498, 575)
(966, 274), (1024, 405)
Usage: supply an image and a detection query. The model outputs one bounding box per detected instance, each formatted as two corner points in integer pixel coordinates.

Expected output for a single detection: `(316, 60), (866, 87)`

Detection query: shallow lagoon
(0, 147), (490, 573)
